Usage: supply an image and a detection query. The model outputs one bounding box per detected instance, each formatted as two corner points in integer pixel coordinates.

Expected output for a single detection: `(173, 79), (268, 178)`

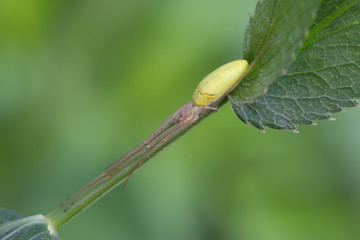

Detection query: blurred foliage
(0, 0), (360, 240)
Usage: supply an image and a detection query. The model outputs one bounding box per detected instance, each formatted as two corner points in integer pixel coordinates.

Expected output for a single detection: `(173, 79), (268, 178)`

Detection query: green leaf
(231, 0), (360, 130)
(0, 209), (58, 240)
(230, 0), (321, 104)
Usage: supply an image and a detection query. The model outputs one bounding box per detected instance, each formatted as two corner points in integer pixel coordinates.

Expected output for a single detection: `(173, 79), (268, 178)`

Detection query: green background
(1, 0), (360, 239)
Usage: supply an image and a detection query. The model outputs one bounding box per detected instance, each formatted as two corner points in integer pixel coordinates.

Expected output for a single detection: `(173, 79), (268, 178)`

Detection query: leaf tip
(260, 129), (266, 134)
(292, 129), (300, 134)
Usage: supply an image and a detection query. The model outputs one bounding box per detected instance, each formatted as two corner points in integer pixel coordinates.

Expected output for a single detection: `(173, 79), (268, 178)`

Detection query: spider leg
(122, 121), (192, 189)
(60, 121), (173, 211)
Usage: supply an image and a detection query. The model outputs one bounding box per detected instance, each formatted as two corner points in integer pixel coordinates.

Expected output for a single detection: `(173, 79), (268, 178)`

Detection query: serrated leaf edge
(231, 0), (360, 132)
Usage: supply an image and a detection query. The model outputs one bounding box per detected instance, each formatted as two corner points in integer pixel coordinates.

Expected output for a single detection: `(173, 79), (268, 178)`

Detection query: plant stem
(46, 100), (226, 229)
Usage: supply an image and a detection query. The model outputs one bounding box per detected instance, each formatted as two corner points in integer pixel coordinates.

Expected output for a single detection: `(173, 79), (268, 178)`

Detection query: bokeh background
(1, 0), (360, 239)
